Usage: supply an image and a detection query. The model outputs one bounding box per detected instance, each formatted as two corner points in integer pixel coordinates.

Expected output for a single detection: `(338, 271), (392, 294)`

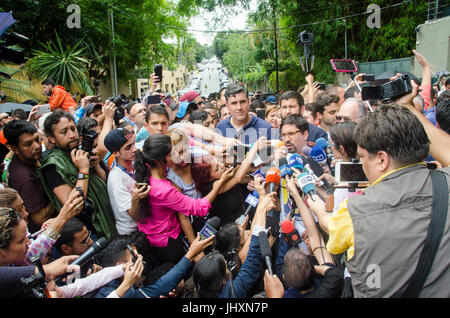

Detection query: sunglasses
(66, 230), (92, 247)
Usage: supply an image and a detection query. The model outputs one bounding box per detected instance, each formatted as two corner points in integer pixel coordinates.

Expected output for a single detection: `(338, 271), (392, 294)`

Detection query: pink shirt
(138, 176), (211, 247)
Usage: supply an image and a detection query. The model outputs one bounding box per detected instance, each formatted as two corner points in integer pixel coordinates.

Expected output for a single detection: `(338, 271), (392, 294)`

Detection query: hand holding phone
(154, 64), (163, 82)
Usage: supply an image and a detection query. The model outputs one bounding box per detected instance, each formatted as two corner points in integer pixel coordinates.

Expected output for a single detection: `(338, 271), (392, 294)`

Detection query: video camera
(296, 30), (315, 74)
(21, 257), (48, 298)
(361, 75), (412, 102)
(78, 127), (98, 157)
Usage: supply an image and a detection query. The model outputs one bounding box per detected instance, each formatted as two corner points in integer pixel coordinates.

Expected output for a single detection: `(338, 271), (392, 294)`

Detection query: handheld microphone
(311, 146), (328, 165)
(281, 219), (302, 248)
(315, 137), (328, 150)
(258, 231), (273, 276)
(296, 172), (316, 198)
(54, 237), (109, 284)
(199, 216), (221, 240)
(278, 157), (293, 178)
(265, 167), (281, 194)
(302, 146), (312, 157)
(237, 193), (259, 226)
(288, 153), (304, 171)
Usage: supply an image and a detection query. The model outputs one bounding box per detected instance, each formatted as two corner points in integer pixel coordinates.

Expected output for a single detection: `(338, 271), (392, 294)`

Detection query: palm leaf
(25, 32), (94, 95)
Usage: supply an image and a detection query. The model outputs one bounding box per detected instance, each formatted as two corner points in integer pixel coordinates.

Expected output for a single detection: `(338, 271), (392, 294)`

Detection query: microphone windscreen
(311, 146), (327, 164)
(265, 167), (281, 185)
(281, 219), (295, 234)
(278, 157), (288, 167)
(288, 154), (304, 170)
(302, 146), (312, 157)
(206, 216), (221, 230)
(315, 137), (328, 149)
(258, 231), (272, 259)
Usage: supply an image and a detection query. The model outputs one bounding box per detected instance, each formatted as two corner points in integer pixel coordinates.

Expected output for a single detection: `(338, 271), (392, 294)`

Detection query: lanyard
(116, 162), (134, 179)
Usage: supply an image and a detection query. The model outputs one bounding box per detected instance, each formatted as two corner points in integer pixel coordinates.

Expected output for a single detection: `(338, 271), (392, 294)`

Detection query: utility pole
(109, 8), (118, 96)
(344, 19), (347, 59)
(242, 34), (245, 85)
(272, 0), (279, 93)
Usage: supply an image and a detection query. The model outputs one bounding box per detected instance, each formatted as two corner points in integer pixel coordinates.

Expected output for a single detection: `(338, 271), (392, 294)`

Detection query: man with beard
(3, 120), (56, 233)
(38, 78), (77, 112)
(314, 93), (341, 137)
(38, 110), (116, 239)
(280, 114), (324, 177)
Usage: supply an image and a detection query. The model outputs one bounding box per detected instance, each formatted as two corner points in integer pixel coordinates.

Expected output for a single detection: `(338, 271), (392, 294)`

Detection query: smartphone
(335, 162), (368, 184)
(330, 59), (358, 73)
(163, 96), (179, 111)
(426, 162), (438, 170)
(37, 104), (51, 116)
(362, 74), (375, 81)
(147, 95), (161, 105)
(317, 83), (326, 91)
(90, 95), (102, 103)
(137, 183), (148, 189)
(154, 64), (163, 82)
(127, 245), (137, 263)
(361, 86), (381, 101)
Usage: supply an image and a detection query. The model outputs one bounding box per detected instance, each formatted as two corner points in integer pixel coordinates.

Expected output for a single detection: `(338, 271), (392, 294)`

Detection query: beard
(284, 142), (297, 154)
(56, 139), (79, 152)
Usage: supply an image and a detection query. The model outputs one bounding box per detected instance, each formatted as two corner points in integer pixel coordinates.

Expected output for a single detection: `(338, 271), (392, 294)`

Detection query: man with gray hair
(336, 98), (367, 123)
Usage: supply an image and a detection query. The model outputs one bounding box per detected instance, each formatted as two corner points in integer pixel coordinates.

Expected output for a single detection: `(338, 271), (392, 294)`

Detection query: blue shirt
(216, 115), (275, 144)
(307, 124), (328, 146)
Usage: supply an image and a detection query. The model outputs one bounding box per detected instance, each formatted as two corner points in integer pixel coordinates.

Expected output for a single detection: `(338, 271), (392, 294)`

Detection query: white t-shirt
(107, 166), (138, 235)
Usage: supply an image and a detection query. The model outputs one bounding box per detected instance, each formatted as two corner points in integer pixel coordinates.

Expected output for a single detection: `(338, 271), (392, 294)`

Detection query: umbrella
(376, 70), (420, 83)
(0, 102), (33, 113)
(0, 12), (15, 38)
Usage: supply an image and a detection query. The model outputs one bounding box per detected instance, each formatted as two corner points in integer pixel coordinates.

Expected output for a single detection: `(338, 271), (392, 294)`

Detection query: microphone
(265, 167), (281, 194)
(258, 231), (273, 276)
(315, 137), (328, 150)
(278, 157), (293, 178)
(288, 153), (304, 171)
(199, 216), (221, 240)
(281, 219), (302, 248)
(54, 237), (109, 284)
(72, 237), (109, 267)
(311, 146), (328, 166)
(237, 192), (259, 226)
(296, 172), (316, 198)
(302, 146), (312, 157)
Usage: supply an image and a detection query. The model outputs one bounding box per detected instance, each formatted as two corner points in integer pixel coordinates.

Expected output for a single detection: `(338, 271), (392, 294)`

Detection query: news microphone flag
(311, 146), (328, 165)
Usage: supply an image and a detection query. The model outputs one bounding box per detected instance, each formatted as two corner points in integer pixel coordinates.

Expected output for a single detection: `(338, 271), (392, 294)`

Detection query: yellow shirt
(326, 162), (426, 260)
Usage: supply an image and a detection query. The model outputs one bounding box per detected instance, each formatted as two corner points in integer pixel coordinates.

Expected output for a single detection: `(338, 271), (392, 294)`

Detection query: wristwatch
(77, 171), (89, 180)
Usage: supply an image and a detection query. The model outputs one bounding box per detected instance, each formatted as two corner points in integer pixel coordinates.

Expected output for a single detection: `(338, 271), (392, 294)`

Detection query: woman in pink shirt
(132, 134), (233, 264)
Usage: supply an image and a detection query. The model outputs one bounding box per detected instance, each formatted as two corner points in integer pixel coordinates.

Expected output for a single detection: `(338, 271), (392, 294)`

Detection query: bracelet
(78, 171), (89, 180)
(44, 227), (61, 241)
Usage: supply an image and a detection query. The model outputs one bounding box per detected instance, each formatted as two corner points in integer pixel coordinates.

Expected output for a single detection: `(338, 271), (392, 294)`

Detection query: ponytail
(133, 134), (173, 222)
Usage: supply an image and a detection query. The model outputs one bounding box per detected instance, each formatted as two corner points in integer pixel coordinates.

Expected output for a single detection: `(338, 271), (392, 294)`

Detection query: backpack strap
(402, 170), (448, 297)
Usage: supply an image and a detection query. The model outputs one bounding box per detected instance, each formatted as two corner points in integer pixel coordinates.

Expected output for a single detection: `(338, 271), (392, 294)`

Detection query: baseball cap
(85, 103), (103, 117)
(180, 91), (200, 103)
(263, 96), (277, 105)
(176, 101), (198, 119)
(104, 128), (134, 153)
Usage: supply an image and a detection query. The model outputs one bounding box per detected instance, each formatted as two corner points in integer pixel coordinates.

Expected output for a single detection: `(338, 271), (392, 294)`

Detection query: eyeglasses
(67, 231), (92, 246)
(281, 130), (301, 139)
(0, 115), (9, 120)
(131, 108), (145, 118)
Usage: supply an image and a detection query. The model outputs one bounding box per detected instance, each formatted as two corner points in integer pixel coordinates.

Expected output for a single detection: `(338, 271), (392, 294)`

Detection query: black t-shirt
(202, 182), (250, 226)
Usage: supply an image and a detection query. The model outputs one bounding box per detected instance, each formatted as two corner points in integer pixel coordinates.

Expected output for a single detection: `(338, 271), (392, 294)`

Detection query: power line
(113, 0), (417, 34)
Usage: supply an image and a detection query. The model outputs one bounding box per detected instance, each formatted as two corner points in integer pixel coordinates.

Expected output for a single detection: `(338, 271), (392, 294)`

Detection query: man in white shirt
(104, 128), (150, 235)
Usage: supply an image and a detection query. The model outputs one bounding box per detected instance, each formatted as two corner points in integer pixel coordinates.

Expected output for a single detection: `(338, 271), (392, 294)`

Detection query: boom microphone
(281, 219), (302, 248)
(258, 231), (273, 276)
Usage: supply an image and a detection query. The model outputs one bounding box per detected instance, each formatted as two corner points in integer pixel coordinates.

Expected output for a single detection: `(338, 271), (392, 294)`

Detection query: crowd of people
(0, 49), (449, 299)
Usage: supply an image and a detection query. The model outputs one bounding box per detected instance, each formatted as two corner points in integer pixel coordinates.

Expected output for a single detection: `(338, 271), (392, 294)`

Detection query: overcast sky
(188, 0), (258, 46)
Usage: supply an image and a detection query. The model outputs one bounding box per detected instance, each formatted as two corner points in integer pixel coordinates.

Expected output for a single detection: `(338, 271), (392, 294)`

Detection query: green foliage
(25, 33), (94, 95)
(0, 64), (38, 103)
